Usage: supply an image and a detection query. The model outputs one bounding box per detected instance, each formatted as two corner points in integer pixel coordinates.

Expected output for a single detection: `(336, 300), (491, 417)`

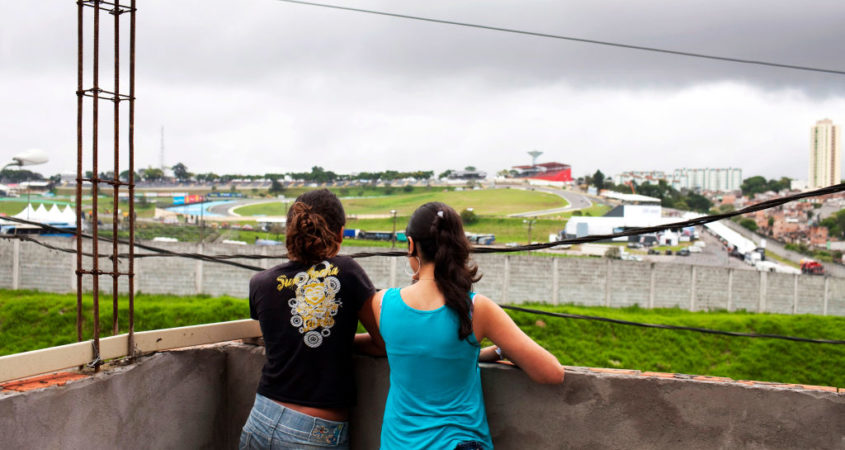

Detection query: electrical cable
(2, 233), (840, 345)
(500, 305), (845, 345)
(274, 0), (845, 76)
(3, 182), (840, 261)
(3, 184), (843, 345)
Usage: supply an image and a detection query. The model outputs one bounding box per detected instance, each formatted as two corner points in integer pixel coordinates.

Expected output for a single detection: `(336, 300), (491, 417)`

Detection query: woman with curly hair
(240, 189), (380, 450)
(356, 202), (565, 450)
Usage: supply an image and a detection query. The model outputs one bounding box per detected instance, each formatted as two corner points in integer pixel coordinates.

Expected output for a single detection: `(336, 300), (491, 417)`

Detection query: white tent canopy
(10, 203), (76, 225)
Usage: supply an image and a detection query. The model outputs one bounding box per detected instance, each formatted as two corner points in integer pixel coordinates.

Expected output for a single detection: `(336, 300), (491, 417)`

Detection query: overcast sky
(2, 0), (844, 180)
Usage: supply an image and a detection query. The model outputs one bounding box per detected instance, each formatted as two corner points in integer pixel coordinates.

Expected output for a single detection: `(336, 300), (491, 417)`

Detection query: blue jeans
(239, 393), (350, 450)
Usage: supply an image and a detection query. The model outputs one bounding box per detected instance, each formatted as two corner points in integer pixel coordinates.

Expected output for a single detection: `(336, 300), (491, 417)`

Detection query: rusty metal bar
(91, 0), (101, 369)
(75, 0), (84, 346)
(76, 0), (136, 367)
(80, 0), (131, 13)
(80, 88), (132, 101)
(80, 177), (133, 186)
(111, 0), (120, 336)
(128, 0), (136, 357)
(77, 270), (133, 276)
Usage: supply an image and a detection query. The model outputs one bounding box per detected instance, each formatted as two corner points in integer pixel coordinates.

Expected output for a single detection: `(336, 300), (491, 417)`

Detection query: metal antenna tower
(160, 126), (165, 171)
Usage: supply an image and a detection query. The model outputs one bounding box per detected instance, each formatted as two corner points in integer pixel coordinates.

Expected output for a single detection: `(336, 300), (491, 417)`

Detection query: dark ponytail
(285, 189), (345, 265)
(406, 202), (481, 340)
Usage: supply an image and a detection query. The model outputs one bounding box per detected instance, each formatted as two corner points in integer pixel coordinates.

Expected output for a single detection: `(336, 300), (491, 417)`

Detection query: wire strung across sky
(274, 0), (845, 76)
(2, 182), (842, 262)
(2, 183), (844, 344)
(500, 305), (845, 345)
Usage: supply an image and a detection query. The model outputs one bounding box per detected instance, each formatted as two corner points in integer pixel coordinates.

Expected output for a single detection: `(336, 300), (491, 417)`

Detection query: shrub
(740, 218), (758, 232)
(460, 208), (478, 225)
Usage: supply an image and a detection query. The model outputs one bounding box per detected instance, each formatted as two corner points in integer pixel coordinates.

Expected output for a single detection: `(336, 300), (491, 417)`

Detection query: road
(721, 219), (845, 278)
(505, 185), (598, 217)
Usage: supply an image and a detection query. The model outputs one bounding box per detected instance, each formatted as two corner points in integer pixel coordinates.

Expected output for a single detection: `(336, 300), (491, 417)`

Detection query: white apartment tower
(809, 119), (841, 189)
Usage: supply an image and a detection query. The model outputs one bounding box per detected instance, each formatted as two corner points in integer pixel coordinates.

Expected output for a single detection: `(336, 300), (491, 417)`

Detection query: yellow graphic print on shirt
(277, 261), (341, 348)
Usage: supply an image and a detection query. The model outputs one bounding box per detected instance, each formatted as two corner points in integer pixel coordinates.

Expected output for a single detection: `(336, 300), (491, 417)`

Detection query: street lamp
(2, 149), (48, 171)
(3, 149), (49, 220)
(523, 217), (537, 244)
(390, 209), (398, 248)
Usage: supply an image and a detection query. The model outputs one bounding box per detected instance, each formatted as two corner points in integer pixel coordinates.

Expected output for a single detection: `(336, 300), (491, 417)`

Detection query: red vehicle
(800, 260), (825, 275)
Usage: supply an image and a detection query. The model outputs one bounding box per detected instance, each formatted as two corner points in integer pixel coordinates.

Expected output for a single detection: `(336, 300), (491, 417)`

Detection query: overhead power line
(1, 183), (844, 262)
(501, 305), (845, 345)
(274, 0), (845, 76)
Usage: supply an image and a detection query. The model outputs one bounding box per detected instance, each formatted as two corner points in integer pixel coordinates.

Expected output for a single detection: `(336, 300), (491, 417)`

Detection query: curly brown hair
(285, 189), (345, 265)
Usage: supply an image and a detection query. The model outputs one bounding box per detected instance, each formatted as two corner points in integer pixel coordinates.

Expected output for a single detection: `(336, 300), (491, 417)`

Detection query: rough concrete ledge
(1, 343), (842, 450)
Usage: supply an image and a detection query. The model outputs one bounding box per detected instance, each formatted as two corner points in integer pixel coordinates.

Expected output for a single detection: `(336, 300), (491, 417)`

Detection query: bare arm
(354, 290), (386, 356)
(473, 295), (564, 384)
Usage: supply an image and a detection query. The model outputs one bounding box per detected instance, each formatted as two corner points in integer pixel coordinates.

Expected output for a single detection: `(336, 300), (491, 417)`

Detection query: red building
(512, 162), (573, 183)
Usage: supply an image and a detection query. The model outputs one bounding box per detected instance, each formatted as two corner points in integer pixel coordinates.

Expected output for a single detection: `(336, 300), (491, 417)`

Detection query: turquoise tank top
(378, 288), (493, 450)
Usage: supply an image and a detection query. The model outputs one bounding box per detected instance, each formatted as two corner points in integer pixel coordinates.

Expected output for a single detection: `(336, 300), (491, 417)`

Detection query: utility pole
(391, 209), (397, 248)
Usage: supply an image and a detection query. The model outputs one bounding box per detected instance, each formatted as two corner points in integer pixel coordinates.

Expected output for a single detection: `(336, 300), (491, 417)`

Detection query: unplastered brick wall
(1, 237), (843, 316)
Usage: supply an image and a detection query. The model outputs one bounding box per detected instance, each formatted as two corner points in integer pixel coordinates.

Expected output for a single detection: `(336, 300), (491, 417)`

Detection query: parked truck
(800, 259), (825, 275)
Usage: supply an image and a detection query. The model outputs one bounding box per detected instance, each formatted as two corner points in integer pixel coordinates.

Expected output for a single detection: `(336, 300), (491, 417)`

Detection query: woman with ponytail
(356, 202), (564, 450)
(240, 189), (381, 450)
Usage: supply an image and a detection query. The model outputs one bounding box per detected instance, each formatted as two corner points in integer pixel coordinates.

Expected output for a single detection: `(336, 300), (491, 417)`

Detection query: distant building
(448, 169), (487, 180)
(671, 168), (742, 192)
(615, 171), (667, 186)
(809, 119), (841, 189)
(511, 162), (572, 184)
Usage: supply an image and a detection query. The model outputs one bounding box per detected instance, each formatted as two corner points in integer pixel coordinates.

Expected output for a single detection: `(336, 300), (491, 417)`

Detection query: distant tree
(460, 208), (478, 225)
(496, 169), (510, 178)
(465, 166), (477, 171)
(605, 246), (621, 259)
(686, 193), (713, 213)
(740, 218), (758, 232)
(172, 162), (190, 182)
(438, 170), (453, 179)
(141, 167), (163, 182)
(592, 170), (605, 188)
(0, 169), (45, 183)
(269, 178), (285, 195)
(741, 176), (767, 196)
(717, 204), (735, 213)
(402, 184), (414, 193)
(196, 172), (219, 183)
(119, 170), (140, 182)
(768, 217), (775, 228)
(741, 176), (791, 197)
(269, 223), (285, 240)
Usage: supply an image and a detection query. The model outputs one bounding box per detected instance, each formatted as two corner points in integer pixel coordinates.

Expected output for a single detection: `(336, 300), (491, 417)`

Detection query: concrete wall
(1, 237), (844, 316)
(1, 344), (842, 449)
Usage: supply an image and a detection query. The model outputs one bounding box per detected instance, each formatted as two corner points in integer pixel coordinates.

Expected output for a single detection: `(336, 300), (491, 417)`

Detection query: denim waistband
(252, 393), (349, 446)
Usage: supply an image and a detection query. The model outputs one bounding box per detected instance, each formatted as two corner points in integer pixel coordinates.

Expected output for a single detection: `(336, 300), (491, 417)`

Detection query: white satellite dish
(9, 149), (49, 167)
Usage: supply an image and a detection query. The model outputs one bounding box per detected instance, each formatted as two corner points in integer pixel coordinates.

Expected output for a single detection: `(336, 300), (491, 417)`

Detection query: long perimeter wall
(1, 237), (843, 315)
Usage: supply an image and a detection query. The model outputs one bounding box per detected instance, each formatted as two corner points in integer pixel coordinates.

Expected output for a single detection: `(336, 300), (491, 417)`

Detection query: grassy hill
(1, 289), (842, 387)
(235, 188), (567, 217)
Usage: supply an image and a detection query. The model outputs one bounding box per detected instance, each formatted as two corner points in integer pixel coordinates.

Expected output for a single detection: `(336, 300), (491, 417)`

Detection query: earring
(404, 256), (421, 278)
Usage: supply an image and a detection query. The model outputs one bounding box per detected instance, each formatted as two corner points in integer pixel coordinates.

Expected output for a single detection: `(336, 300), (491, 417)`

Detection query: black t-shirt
(249, 255), (375, 408)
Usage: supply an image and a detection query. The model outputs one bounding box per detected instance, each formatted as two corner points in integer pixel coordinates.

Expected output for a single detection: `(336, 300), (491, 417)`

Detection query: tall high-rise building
(809, 119), (841, 189)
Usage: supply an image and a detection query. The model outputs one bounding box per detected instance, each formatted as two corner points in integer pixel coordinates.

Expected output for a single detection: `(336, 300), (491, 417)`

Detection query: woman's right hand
(473, 295), (565, 384)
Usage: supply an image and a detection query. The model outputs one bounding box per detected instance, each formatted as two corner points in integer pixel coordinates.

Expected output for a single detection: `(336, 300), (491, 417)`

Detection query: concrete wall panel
(2, 345), (842, 450)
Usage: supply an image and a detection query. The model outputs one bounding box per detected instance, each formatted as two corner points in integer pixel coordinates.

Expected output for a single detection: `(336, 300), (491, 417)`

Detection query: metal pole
(127, 0), (136, 357)
(391, 210), (397, 248)
(75, 0), (84, 345)
(112, 0), (120, 336)
(91, 0), (101, 368)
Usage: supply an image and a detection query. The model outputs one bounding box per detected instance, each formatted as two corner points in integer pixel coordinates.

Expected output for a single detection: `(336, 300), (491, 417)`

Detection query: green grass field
(1, 290), (842, 387)
(234, 188), (567, 217)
